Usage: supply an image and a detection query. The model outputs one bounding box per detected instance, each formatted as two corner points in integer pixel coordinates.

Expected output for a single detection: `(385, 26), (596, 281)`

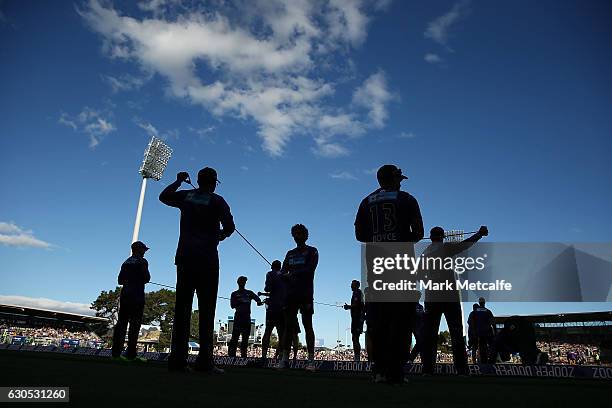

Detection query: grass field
(1, 350), (610, 408)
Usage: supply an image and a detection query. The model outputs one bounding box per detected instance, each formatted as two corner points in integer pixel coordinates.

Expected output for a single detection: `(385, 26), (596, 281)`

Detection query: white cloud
(313, 140), (350, 158)
(58, 107), (116, 148)
(398, 131), (416, 139)
(330, 170), (358, 180)
(352, 70), (393, 128)
(136, 120), (159, 138)
(424, 0), (470, 47)
(79, 0), (394, 157)
(0, 295), (94, 316)
(102, 72), (150, 93)
(424, 53), (442, 64)
(0, 222), (53, 249)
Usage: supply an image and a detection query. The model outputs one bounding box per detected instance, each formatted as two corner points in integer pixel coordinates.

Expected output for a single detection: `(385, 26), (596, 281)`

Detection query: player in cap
(160, 166), (235, 373)
(228, 276), (262, 357)
(343, 280), (365, 362)
(111, 241), (151, 362)
(355, 164), (424, 384)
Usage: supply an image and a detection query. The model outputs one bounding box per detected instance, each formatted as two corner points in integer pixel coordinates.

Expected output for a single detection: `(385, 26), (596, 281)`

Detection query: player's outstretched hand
(343, 303), (350, 310)
(479, 225), (489, 236)
(177, 171), (190, 183)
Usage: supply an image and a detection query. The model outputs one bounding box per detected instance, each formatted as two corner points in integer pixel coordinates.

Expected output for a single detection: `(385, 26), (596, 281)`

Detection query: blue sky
(1, 0), (611, 346)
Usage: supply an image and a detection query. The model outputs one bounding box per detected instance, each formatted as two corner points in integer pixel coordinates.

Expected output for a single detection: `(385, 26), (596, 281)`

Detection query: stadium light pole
(131, 136), (173, 245)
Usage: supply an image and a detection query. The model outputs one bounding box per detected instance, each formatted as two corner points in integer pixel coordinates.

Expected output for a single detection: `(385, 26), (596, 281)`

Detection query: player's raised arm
(446, 225), (489, 257)
(159, 172), (189, 207)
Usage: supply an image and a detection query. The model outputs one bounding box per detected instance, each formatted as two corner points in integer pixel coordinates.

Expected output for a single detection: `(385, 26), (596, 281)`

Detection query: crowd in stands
(0, 324), (102, 347)
(1, 323), (606, 366)
(537, 341), (601, 365)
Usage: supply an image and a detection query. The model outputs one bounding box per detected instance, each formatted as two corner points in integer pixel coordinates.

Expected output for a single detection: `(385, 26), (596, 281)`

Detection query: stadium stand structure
(0, 304), (109, 330)
(0, 304), (108, 330)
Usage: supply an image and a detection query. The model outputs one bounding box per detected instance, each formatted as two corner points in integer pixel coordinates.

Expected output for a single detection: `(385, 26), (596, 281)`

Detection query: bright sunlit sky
(1, 0), (611, 345)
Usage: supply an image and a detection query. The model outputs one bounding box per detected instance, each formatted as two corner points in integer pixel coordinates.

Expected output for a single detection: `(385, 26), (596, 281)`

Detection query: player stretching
(343, 280), (365, 362)
(277, 224), (319, 371)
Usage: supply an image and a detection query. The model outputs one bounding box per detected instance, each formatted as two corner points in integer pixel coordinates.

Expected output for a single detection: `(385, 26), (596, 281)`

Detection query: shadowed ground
(0, 350), (610, 408)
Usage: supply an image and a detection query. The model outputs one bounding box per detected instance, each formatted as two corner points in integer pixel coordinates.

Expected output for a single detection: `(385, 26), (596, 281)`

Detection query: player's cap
(377, 165), (408, 183)
(198, 167), (219, 182)
(478, 296), (486, 304)
(237, 276), (248, 284)
(131, 241), (149, 251)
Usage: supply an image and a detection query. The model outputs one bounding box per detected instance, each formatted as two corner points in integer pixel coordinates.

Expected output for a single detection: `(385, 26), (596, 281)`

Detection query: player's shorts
(285, 297), (314, 315)
(266, 309), (283, 327)
(351, 319), (364, 335)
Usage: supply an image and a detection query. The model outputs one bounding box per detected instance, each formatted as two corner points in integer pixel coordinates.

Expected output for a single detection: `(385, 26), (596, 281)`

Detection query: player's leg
(292, 332), (299, 360)
(126, 301), (144, 360)
(261, 324), (274, 360)
(111, 299), (130, 358)
(228, 324), (241, 357)
(478, 336), (488, 363)
(352, 332), (361, 362)
(239, 324), (250, 357)
(169, 266), (196, 370)
(422, 302), (442, 374)
(445, 302), (468, 375)
(194, 256), (221, 371)
(300, 304), (316, 370)
(278, 304), (297, 368)
(275, 317), (285, 359)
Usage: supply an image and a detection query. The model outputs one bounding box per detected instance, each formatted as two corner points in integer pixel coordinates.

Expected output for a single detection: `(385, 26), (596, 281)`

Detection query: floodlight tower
(132, 136), (173, 244)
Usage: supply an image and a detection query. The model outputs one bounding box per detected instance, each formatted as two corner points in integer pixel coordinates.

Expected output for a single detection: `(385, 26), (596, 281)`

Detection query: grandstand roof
(0, 303), (108, 324)
(495, 311), (612, 324)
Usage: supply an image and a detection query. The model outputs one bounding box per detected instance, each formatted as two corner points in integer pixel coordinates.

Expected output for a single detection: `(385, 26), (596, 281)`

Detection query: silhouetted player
(112, 241), (150, 362)
(470, 297), (496, 363)
(421, 226), (488, 375)
(408, 292), (425, 362)
(160, 168), (235, 373)
(278, 224), (319, 371)
(343, 280), (364, 362)
(260, 260), (286, 361)
(355, 164), (424, 383)
(228, 276), (262, 357)
(467, 303), (479, 363)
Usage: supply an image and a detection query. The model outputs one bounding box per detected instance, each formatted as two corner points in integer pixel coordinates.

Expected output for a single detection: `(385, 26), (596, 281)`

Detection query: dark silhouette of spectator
(112, 241), (150, 362)
(260, 260), (285, 361)
(277, 224), (319, 371)
(470, 297), (496, 363)
(467, 303), (479, 363)
(492, 316), (547, 365)
(160, 168), (235, 373)
(343, 280), (365, 362)
(354, 164), (424, 384)
(228, 276), (262, 357)
(421, 226), (488, 375)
